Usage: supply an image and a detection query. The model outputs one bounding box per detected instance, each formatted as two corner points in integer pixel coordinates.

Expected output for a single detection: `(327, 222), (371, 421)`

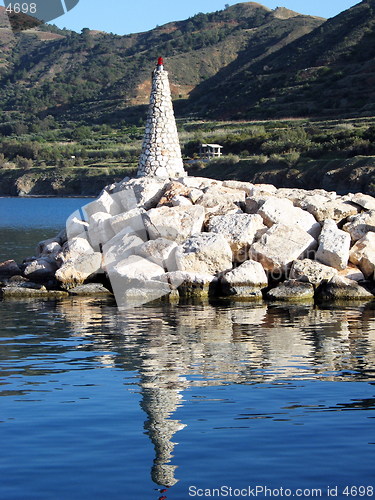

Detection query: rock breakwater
(1, 176), (374, 307)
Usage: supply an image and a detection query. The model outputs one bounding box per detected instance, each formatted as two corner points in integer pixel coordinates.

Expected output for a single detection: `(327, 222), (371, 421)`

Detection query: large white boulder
(249, 223), (317, 274)
(135, 238), (178, 272)
(66, 212), (89, 239)
(108, 255), (169, 307)
(175, 233), (233, 275)
(349, 232), (375, 279)
(156, 270), (217, 297)
(102, 232), (145, 271)
(248, 184), (277, 196)
(222, 180), (254, 195)
(89, 211), (113, 225)
(289, 259), (338, 285)
(111, 254), (165, 281)
(157, 180), (193, 207)
(351, 193), (375, 211)
(62, 234), (95, 260)
(177, 176), (222, 190)
(275, 187), (312, 204)
(296, 196), (358, 223)
(343, 210), (375, 242)
(276, 188), (336, 208)
(87, 212), (115, 251)
(267, 280), (315, 301)
(257, 197), (321, 238)
(55, 252), (102, 288)
(316, 219), (350, 270)
(195, 186), (246, 209)
(221, 260), (268, 298)
(112, 176), (168, 211)
(208, 213), (265, 263)
(144, 205), (205, 244)
(187, 188), (204, 204)
(108, 208), (147, 238)
(84, 190), (122, 219)
(171, 195), (193, 207)
(205, 202), (243, 220)
(316, 275), (374, 301)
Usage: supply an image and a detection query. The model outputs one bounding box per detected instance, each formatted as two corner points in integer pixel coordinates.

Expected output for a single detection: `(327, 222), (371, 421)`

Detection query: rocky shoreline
(1, 175), (374, 306)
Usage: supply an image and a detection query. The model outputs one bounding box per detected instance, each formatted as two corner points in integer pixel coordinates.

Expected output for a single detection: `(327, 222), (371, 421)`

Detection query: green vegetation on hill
(0, 116), (374, 196)
(1, 1), (374, 122)
(182, 116), (375, 195)
(1, 1), (375, 122)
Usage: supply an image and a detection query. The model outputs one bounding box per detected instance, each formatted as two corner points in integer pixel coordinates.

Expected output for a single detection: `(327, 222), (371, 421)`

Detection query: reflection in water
(53, 298), (375, 487)
(1, 298), (375, 489)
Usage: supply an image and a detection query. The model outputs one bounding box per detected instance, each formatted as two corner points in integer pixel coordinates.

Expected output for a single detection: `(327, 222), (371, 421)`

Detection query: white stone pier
(137, 58), (186, 178)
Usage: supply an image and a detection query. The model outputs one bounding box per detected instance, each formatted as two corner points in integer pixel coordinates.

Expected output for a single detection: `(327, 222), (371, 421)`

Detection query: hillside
(188, 0), (375, 118)
(0, 3), (324, 123)
(0, 1), (374, 122)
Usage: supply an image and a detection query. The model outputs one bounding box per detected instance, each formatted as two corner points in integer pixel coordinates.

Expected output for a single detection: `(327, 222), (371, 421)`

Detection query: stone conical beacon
(137, 58), (186, 178)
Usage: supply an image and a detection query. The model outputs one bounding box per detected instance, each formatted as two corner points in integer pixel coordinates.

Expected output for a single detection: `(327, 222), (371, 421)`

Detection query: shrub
(284, 151), (301, 166)
(251, 154), (269, 164)
(335, 123), (354, 131)
(0, 140), (40, 160)
(239, 149), (250, 158)
(71, 126), (92, 140)
(245, 125), (266, 137)
(57, 158), (74, 168)
(15, 156), (33, 169)
(1, 161), (17, 169)
(210, 154), (240, 166)
(193, 161), (206, 170)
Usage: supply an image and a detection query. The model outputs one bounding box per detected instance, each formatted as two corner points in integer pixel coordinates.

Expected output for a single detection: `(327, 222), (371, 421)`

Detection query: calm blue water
(0, 199), (375, 500)
(0, 198), (91, 229)
(0, 197), (91, 262)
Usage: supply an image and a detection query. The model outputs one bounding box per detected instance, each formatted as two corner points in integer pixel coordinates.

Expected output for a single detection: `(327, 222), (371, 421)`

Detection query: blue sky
(1, 0), (361, 35)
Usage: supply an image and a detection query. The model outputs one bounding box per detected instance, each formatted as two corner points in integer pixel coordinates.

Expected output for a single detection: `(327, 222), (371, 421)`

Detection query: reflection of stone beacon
(137, 58), (186, 179)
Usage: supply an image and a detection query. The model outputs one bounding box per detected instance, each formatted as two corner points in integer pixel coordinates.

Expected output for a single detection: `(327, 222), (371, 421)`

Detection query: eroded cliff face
(198, 156), (375, 197)
(0, 154), (374, 197)
(0, 168), (136, 196)
(252, 165), (375, 196)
